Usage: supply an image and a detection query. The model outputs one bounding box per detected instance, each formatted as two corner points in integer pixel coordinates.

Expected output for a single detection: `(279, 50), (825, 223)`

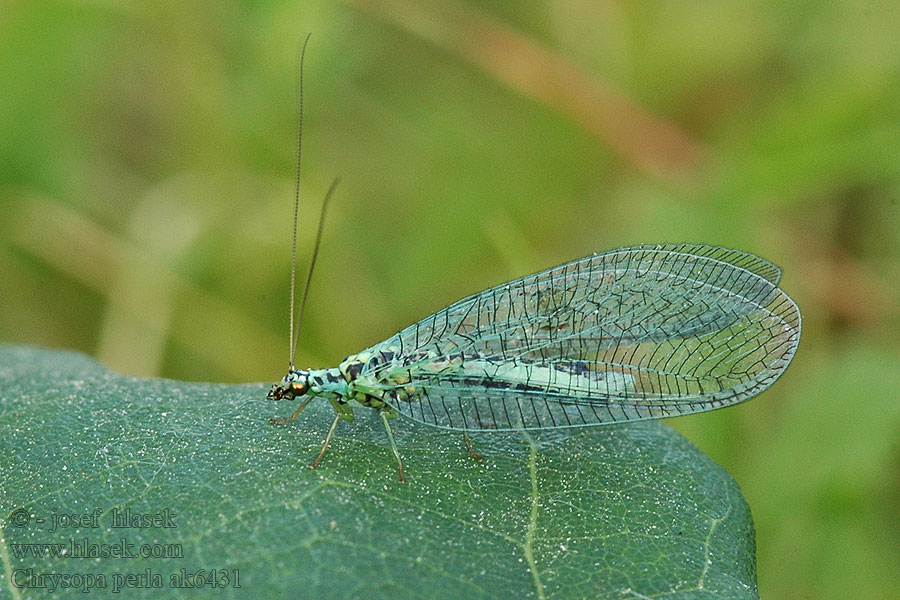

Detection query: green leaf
(1, 345), (757, 599)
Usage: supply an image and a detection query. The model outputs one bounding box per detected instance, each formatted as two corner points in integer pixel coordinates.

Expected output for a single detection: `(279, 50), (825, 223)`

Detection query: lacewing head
(267, 369), (310, 402)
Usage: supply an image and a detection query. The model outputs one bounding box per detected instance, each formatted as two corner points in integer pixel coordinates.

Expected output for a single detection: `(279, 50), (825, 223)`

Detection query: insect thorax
(338, 348), (403, 409)
(304, 367), (349, 397)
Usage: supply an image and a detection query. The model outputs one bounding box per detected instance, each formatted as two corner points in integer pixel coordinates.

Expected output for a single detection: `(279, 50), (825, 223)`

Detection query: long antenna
(287, 36), (340, 370)
(291, 177), (340, 366)
(288, 33), (312, 370)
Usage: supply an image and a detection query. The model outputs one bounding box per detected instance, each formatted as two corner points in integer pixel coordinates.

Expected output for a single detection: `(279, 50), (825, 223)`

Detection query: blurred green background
(1, 1), (898, 598)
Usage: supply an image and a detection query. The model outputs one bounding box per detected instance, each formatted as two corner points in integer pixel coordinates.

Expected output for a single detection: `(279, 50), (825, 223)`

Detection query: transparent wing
(363, 244), (801, 431)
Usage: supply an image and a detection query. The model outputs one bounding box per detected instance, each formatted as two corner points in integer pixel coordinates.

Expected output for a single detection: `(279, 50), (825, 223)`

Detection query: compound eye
(291, 381), (307, 395)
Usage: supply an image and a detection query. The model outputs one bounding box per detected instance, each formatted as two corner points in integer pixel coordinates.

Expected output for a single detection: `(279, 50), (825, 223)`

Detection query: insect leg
(463, 432), (484, 462)
(310, 414), (341, 470)
(379, 411), (406, 483)
(269, 396), (314, 425)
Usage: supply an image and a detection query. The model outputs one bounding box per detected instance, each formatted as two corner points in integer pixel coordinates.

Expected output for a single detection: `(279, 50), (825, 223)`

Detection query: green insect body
(269, 243), (801, 481)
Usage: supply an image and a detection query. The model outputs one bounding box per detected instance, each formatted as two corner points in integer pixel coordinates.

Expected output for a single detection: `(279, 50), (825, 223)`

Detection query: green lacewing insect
(267, 41), (802, 482)
(269, 243), (802, 481)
